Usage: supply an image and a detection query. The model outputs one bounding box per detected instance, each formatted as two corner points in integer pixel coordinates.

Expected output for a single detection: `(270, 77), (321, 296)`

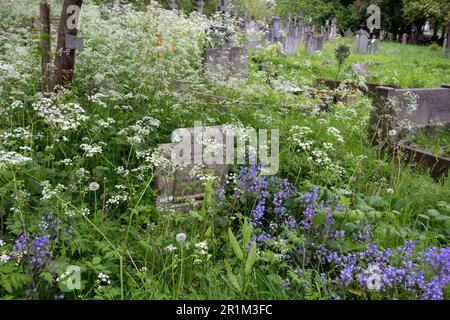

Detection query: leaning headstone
(155, 126), (231, 209)
(355, 28), (370, 54)
(351, 63), (369, 77)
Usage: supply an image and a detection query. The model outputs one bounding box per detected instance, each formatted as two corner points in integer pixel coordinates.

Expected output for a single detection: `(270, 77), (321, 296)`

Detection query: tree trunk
(54, 0), (83, 89)
(40, 3), (52, 92)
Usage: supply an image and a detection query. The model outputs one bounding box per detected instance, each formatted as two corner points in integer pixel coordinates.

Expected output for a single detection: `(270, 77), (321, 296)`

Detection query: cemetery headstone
(344, 29), (353, 38)
(330, 18), (337, 39)
(155, 126), (231, 209)
(217, 0), (229, 14)
(355, 28), (370, 54)
(423, 21), (432, 36)
(410, 23), (418, 45)
(368, 38), (377, 55)
(204, 44), (248, 79)
(169, 0), (178, 11)
(272, 16), (283, 43)
(402, 33), (408, 45)
(197, 0), (205, 13)
(369, 85), (450, 178)
(351, 63), (369, 77)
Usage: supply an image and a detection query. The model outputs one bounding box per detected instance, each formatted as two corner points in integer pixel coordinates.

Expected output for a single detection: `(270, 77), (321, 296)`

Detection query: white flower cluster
(118, 116), (160, 144)
(32, 98), (89, 131)
(98, 273), (111, 285)
(327, 127), (345, 144)
(41, 180), (66, 200)
(0, 151), (32, 167)
(0, 254), (10, 263)
(0, 127), (32, 146)
(80, 143), (103, 158)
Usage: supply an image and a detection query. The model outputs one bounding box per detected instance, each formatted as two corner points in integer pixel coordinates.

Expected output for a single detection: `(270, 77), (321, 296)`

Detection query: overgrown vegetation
(0, 1), (449, 300)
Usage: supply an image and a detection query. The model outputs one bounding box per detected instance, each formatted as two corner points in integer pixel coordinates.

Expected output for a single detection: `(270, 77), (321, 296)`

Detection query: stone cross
(149, 34), (173, 63)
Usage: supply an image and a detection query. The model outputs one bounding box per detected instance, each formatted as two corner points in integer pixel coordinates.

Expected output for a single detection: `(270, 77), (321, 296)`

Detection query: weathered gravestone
(351, 63), (369, 77)
(368, 38), (377, 55)
(344, 29), (353, 38)
(369, 86), (450, 178)
(402, 33), (408, 45)
(204, 44), (248, 79)
(155, 126), (231, 208)
(196, 0), (205, 13)
(445, 37), (449, 58)
(305, 33), (324, 53)
(169, 0), (178, 11)
(355, 28), (370, 53)
(282, 14), (302, 56)
(330, 18), (337, 39)
(272, 16), (283, 43)
(242, 20), (264, 50)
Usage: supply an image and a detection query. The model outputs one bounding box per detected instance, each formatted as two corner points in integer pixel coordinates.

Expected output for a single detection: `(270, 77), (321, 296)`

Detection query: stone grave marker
(169, 0), (178, 11)
(355, 28), (370, 53)
(305, 34), (324, 53)
(217, 0), (229, 14)
(445, 37), (449, 58)
(204, 44), (248, 79)
(155, 126), (231, 209)
(368, 38), (377, 55)
(272, 16), (283, 43)
(402, 33), (408, 44)
(197, 0), (205, 13)
(330, 18), (337, 39)
(369, 86), (450, 179)
(344, 29), (353, 38)
(351, 63), (369, 77)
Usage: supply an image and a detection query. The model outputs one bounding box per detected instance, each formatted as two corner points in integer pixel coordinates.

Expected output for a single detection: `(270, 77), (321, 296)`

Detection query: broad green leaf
(244, 241), (257, 275)
(224, 260), (240, 292)
(228, 229), (244, 261)
(242, 219), (252, 251)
